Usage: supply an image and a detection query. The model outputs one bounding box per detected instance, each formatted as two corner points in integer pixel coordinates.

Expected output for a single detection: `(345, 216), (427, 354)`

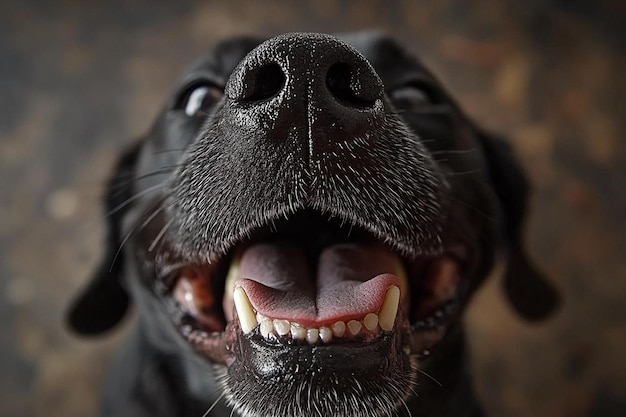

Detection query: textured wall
(1, 0), (624, 416)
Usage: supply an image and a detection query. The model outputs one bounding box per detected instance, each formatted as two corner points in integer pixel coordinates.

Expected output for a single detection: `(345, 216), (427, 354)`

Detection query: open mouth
(154, 209), (466, 363)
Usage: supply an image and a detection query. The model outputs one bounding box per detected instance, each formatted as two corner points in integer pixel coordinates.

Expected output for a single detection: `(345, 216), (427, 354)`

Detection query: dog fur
(68, 32), (558, 417)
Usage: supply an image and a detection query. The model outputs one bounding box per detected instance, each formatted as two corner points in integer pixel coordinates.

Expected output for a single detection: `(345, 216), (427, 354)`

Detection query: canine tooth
(395, 263), (409, 302)
(332, 321), (346, 337)
(319, 327), (332, 343)
(364, 313), (379, 331)
(224, 251), (242, 301)
(378, 285), (400, 331)
(291, 323), (307, 340)
(274, 319), (291, 336)
(260, 320), (274, 339)
(174, 279), (198, 316)
(434, 257), (459, 300)
(233, 287), (257, 334)
(306, 328), (319, 344)
(347, 320), (362, 335)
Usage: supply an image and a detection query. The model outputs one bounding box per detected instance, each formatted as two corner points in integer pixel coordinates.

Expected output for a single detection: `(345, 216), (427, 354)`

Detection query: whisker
(405, 374), (420, 399)
(155, 148), (187, 155)
(445, 193), (496, 224)
(148, 217), (174, 253)
(108, 183), (164, 215)
(445, 169), (482, 177)
(430, 148), (476, 156)
(201, 392), (226, 417)
(111, 164), (183, 193)
(111, 167), (177, 195)
(417, 369), (443, 387)
(109, 197), (169, 271)
(387, 382), (412, 417)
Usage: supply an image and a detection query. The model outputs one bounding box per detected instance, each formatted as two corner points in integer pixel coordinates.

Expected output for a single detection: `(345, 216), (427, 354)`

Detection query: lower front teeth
(332, 321), (346, 337)
(347, 320), (362, 335)
(291, 323), (307, 340)
(306, 328), (319, 344)
(233, 285), (401, 345)
(319, 327), (332, 343)
(256, 314), (380, 344)
(273, 319), (290, 336)
(363, 313), (379, 331)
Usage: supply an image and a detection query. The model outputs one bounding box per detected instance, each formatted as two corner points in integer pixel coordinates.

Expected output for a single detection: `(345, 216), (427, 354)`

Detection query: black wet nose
(225, 33), (385, 143)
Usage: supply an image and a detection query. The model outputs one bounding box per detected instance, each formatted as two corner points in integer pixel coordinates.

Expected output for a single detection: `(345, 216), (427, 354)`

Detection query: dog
(68, 32), (559, 417)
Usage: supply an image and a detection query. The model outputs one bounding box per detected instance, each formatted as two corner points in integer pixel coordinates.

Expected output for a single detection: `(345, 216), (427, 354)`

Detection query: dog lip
(141, 201), (464, 363)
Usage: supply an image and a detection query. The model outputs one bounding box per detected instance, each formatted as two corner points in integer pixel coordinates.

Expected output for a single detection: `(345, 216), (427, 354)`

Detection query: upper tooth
(389, 256), (409, 302)
(233, 287), (257, 334)
(378, 285), (400, 331)
(434, 257), (459, 300)
(224, 251), (242, 301)
(174, 279), (198, 316)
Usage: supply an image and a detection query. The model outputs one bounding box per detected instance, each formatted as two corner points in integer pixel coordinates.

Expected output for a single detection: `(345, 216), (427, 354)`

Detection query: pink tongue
(236, 242), (401, 326)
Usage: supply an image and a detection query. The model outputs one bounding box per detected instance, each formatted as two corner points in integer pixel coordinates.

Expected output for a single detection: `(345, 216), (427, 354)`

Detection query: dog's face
(69, 33), (558, 416)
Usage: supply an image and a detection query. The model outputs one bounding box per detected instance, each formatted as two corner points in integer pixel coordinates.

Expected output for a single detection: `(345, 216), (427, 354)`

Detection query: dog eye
(388, 84), (436, 109)
(177, 84), (223, 117)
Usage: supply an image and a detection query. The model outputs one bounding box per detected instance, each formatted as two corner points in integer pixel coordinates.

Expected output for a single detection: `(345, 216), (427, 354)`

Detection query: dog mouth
(154, 209), (466, 364)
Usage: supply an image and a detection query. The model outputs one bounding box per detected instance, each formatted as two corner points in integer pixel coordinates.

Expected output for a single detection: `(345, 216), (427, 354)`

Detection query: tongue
(235, 242), (402, 326)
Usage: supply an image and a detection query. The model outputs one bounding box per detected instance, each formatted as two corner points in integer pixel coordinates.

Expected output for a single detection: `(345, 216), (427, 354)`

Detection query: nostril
(242, 62), (286, 102)
(326, 62), (375, 108)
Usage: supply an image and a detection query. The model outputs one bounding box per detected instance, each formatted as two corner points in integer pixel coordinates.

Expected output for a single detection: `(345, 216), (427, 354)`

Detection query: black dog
(68, 32), (559, 417)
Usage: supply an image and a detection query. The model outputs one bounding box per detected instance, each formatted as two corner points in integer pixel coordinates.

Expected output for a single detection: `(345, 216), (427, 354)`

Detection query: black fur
(68, 32), (559, 417)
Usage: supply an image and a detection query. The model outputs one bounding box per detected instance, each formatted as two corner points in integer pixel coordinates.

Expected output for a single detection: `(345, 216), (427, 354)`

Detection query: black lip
(224, 326), (415, 417)
(231, 331), (408, 379)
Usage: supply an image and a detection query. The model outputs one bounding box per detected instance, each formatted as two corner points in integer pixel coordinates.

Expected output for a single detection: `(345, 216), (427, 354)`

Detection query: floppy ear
(67, 142), (142, 335)
(479, 132), (560, 321)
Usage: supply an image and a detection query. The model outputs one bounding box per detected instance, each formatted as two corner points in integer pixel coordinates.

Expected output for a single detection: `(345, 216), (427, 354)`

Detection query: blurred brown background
(1, 0), (625, 416)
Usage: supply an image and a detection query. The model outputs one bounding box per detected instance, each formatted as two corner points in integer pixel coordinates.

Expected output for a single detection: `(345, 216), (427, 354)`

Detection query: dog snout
(225, 32), (385, 146)
(170, 33), (446, 260)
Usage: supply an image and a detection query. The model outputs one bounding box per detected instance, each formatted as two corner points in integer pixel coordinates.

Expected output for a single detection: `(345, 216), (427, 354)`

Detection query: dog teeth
(306, 328), (319, 344)
(233, 285), (401, 343)
(260, 320), (274, 339)
(363, 313), (379, 331)
(174, 279), (199, 316)
(319, 326), (332, 343)
(224, 251), (242, 304)
(291, 323), (307, 340)
(332, 321), (346, 337)
(378, 285), (400, 331)
(233, 287), (257, 334)
(347, 320), (362, 335)
(273, 319), (291, 336)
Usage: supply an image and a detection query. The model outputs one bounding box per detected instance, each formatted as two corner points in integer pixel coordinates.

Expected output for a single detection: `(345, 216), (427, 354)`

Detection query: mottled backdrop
(1, 0), (624, 416)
